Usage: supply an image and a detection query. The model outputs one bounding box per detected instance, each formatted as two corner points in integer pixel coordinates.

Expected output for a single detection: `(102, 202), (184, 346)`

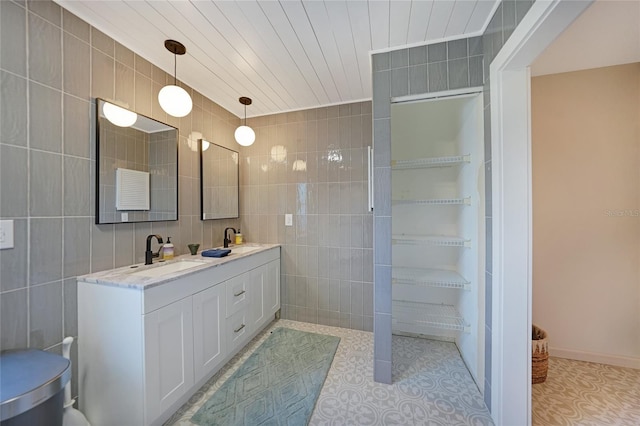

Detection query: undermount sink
(130, 260), (206, 278)
(228, 245), (261, 255)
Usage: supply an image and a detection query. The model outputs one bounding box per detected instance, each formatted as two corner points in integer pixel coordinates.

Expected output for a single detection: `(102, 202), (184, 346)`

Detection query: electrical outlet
(0, 220), (14, 249)
(285, 214), (293, 227)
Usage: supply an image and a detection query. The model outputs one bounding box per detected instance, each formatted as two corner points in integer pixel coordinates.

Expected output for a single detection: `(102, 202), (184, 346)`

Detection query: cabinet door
(144, 298), (194, 423)
(265, 260), (280, 316)
(249, 265), (265, 331)
(193, 284), (226, 383)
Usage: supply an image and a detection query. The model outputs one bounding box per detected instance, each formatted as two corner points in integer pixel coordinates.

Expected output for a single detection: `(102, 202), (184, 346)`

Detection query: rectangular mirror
(199, 139), (239, 220)
(96, 99), (178, 224)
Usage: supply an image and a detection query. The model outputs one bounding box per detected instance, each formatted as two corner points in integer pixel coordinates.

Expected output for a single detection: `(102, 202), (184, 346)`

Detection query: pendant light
(234, 97), (255, 147)
(158, 40), (192, 118)
(102, 101), (137, 127)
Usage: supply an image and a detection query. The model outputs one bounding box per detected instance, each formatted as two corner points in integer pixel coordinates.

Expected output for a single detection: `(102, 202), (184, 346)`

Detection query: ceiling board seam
(190, 1), (293, 109)
(345, 1), (366, 98)
(443, 1), (457, 40)
(406, 0), (413, 46)
(276, 1), (333, 103)
(323, 1), (356, 99)
(148, 1), (279, 113)
(463, 0), (480, 34)
(220, 1), (309, 109)
(423, 0), (436, 41)
(300, 1), (343, 102)
(257, 1), (322, 104)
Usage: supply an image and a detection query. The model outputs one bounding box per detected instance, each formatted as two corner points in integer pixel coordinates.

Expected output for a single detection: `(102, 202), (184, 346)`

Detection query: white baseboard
(550, 346), (640, 370)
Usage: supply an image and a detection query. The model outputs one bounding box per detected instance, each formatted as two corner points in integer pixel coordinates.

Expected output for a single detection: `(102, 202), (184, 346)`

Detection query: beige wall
(532, 63), (640, 367)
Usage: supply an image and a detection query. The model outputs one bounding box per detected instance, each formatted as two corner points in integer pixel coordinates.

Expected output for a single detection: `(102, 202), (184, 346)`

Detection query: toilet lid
(0, 349), (71, 421)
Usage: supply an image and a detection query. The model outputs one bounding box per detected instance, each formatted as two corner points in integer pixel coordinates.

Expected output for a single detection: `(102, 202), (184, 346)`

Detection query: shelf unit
(392, 234), (471, 248)
(392, 197), (471, 206)
(392, 301), (469, 333)
(392, 267), (470, 290)
(391, 154), (470, 170)
(390, 92), (485, 387)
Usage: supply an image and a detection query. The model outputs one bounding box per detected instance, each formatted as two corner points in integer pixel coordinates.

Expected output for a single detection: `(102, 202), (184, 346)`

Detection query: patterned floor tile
(165, 320), (493, 426)
(532, 357), (640, 426)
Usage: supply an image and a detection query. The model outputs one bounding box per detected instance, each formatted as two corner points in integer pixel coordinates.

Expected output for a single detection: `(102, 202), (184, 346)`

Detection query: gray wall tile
(63, 33), (90, 99)
(62, 9), (89, 42)
(91, 27), (113, 56)
(428, 43), (447, 62)
(372, 52), (390, 72)
(30, 150), (62, 216)
(409, 64), (428, 95)
(27, 0), (61, 26)
(63, 217), (90, 278)
(64, 156), (90, 216)
(63, 278), (78, 337)
(0, 289), (28, 349)
(448, 58), (469, 90)
(373, 313), (392, 362)
(373, 71), (391, 119)
(30, 218), (63, 285)
(408, 46), (427, 66)
(1, 1), (27, 76)
(91, 48), (114, 100)
(470, 56), (484, 87)
(29, 82), (62, 152)
(0, 219), (28, 291)
(63, 95), (90, 157)
(28, 12), (61, 89)
(391, 49), (408, 68)
(469, 36), (483, 56)
(1, 144), (28, 217)
(30, 281), (63, 348)
(1, 71), (28, 146)
(428, 61), (448, 92)
(391, 67), (409, 97)
(448, 39), (468, 60)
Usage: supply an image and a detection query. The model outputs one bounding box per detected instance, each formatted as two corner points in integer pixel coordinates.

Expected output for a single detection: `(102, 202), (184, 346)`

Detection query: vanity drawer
(225, 274), (248, 318)
(226, 309), (249, 353)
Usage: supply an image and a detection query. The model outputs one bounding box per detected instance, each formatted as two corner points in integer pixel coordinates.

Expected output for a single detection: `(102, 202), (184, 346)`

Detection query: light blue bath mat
(191, 327), (340, 426)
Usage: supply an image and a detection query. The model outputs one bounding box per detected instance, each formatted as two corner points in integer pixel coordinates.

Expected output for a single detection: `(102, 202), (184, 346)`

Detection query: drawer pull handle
(234, 290), (246, 297)
(234, 324), (245, 333)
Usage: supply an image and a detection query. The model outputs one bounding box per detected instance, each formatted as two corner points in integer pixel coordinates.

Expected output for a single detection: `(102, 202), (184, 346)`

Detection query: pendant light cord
(174, 54), (177, 86)
(244, 103), (247, 126)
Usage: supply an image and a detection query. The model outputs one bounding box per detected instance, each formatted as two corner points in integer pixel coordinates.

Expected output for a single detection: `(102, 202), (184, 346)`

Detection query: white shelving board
(392, 234), (471, 248)
(392, 267), (470, 290)
(391, 154), (470, 170)
(392, 197), (471, 206)
(392, 301), (469, 333)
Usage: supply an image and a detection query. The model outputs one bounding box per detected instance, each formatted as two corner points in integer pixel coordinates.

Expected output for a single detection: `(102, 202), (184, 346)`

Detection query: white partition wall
(390, 91), (485, 386)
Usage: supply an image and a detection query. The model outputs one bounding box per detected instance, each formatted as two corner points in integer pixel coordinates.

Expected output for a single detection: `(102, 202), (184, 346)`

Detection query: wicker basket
(532, 324), (549, 384)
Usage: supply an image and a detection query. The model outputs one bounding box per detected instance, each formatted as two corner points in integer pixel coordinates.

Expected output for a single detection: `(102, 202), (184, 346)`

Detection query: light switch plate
(121, 212), (128, 222)
(285, 214), (293, 227)
(0, 220), (14, 249)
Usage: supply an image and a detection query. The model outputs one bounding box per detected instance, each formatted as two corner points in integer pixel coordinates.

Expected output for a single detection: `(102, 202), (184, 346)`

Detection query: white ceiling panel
(54, 0), (499, 118)
(425, 1), (456, 40)
(389, 1), (412, 47)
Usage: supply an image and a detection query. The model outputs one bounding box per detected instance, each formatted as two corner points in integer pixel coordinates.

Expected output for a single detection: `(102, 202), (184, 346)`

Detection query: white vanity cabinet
(78, 246), (280, 426)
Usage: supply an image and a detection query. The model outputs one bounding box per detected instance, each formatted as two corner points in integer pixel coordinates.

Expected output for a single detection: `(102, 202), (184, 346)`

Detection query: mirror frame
(95, 98), (179, 224)
(199, 139), (239, 220)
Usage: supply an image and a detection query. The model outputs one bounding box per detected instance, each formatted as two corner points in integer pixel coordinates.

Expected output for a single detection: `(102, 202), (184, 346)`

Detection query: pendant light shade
(159, 40), (192, 118)
(235, 97), (255, 147)
(102, 101), (137, 127)
(158, 85), (192, 118)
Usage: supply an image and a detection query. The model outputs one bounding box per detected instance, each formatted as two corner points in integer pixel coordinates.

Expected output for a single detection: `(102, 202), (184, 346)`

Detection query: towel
(201, 248), (231, 258)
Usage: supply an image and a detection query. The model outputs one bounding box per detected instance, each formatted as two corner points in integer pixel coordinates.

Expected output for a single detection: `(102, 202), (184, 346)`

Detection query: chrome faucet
(223, 227), (236, 248)
(145, 234), (164, 265)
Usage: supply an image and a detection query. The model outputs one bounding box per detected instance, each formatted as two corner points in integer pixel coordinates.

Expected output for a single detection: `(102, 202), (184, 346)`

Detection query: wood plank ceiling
(55, 0), (499, 117)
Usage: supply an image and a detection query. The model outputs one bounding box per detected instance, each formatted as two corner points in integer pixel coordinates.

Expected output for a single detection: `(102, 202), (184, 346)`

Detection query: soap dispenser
(235, 229), (243, 245)
(162, 237), (174, 260)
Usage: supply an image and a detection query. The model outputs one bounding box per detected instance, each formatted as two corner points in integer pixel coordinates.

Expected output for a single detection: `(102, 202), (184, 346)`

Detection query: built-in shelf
(392, 197), (471, 206)
(391, 154), (470, 170)
(392, 301), (469, 333)
(392, 234), (470, 248)
(392, 267), (470, 290)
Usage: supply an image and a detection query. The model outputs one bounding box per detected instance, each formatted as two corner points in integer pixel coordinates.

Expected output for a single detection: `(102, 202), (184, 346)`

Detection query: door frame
(488, 0), (593, 424)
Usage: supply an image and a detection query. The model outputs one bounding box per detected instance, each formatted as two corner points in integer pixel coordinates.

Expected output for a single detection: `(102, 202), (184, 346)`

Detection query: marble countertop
(77, 244), (280, 290)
